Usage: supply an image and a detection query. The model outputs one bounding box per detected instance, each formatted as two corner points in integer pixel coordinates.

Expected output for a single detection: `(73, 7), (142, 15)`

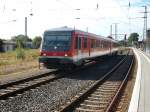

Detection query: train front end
(39, 29), (73, 69)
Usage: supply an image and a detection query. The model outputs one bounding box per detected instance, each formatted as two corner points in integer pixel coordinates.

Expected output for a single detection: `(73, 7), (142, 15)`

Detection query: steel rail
(0, 70), (58, 89)
(58, 53), (132, 112)
(105, 55), (134, 111)
(0, 72), (63, 100)
(0, 59), (101, 100)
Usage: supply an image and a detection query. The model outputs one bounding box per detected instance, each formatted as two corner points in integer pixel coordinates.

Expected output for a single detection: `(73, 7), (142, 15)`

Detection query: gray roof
(3, 40), (32, 45)
(3, 40), (16, 45)
(45, 26), (75, 32)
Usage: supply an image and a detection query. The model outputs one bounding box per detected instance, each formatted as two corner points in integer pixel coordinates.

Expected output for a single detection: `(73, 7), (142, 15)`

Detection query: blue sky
(0, 0), (150, 40)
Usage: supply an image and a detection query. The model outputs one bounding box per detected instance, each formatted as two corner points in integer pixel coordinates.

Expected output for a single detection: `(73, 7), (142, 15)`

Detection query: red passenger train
(39, 26), (119, 69)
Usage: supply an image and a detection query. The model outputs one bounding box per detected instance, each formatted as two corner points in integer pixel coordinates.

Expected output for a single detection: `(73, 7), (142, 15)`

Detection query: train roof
(45, 26), (118, 43)
(45, 26), (75, 32)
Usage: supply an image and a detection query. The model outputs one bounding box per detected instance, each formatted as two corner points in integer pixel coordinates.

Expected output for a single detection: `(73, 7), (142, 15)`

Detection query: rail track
(0, 70), (64, 100)
(0, 56), (105, 100)
(58, 52), (134, 112)
(0, 51), (130, 104)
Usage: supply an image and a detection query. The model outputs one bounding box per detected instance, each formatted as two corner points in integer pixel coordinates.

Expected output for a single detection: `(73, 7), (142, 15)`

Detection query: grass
(0, 49), (39, 66)
(0, 49), (40, 75)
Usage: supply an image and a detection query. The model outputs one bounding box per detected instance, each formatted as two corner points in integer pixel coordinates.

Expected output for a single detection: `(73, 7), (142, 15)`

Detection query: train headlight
(43, 53), (46, 56)
(65, 54), (68, 56)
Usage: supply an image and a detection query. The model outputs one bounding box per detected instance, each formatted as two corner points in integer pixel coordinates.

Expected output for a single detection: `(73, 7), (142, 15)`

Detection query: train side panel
(39, 27), (119, 69)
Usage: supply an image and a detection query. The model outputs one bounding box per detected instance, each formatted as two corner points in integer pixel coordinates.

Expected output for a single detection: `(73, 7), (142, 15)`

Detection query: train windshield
(42, 31), (72, 51)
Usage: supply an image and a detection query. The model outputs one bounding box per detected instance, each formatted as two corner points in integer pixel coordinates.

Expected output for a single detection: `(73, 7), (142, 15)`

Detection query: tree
(11, 34), (32, 42)
(16, 38), (25, 60)
(128, 33), (139, 45)
(107, 36), (113, 39)
(11, 34), (32, 48)
(32, 36), (42, 49)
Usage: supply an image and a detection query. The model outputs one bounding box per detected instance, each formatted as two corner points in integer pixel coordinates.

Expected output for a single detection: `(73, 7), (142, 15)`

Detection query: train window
(103, 41), (105, 48)
(75, 37), (78, 49)
(94, 40), (96, 48)
(106, 41), (108, 48)
(42, 31), (71, 52)
(91, 39), (94, 48)
(104, 41), (106, 48)
(101, 41), (104, 48)
(99, 40), (101, 47)
(96, 40), (99, 48)
(75, 37), (81, 49)
(84, 38), (87, 48)
(78, 37), (81, 49)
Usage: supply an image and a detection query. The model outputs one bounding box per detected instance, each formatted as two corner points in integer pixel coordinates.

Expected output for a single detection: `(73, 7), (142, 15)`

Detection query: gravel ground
(0, 68), (52, 85)
(0, 55), (124, 112)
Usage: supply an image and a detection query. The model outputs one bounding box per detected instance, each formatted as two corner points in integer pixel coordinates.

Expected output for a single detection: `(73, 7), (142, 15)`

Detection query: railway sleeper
(99, 85), (119, 88)
(0, 92), (7, 95)
(99, 86), (119, 90)
(84, 100), (108, 105)
(89, 95), (113, 99)
(103, 89), (118, 92)
(102, 83), (120, 86)
(99, 89), (117, 93)
(78, 104), (107, 110)
(6, 87), (20, 90)
(93, 90), (116, 94)
(87, 97), (111, 102)
(18, 83), (32, 86)
(92, 92), (114, 96)
(101, 86), (118, 89)
(87, 96), (103, 100)
(75, 107), (105, 112)
(13, 85), (28, 88)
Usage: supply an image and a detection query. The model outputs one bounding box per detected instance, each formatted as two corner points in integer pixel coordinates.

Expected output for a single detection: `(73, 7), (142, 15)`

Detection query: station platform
(133, 49), (150, 112)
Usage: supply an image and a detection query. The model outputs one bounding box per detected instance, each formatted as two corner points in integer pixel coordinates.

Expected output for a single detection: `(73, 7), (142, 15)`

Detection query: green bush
(16, 48), (25, 60)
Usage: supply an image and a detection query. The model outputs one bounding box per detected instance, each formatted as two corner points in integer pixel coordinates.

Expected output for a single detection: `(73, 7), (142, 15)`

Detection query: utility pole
(115, 23), (117, 40)
(25, 17), (27, 37)
(142, 6), (148, 51)
(110, 24), (112, 37)
(111, 23), (119, 40)
(113, 23), (118, 40)
(86, 27), (88, 33)
(143, 6), (147, 41)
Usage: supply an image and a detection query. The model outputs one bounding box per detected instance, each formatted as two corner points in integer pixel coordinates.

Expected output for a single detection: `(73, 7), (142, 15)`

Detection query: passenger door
(75, 35), (82, 63)
(77, 36), (82, 60)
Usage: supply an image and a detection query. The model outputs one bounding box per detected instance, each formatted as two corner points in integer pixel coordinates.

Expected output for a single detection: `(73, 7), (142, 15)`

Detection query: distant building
(138, 41), (144, 50)
(25, 41), (32, 49)
(1, 40), (32, 52)
(2, 41), (16, 52)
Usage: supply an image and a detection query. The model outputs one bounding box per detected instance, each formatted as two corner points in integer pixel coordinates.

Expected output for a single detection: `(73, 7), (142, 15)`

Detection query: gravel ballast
(0, 55), (123, 112)
(0, 78), (94, 112)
